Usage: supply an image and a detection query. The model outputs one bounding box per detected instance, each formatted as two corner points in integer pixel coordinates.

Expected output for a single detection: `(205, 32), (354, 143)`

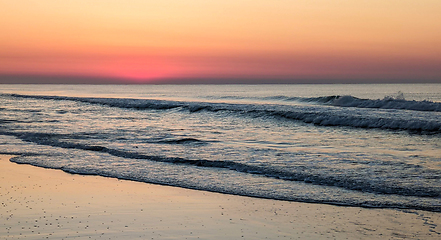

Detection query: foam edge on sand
(1, 154), (440, 239)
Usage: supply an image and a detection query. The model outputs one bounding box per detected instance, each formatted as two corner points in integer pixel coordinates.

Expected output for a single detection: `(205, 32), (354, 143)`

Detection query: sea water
(1, 84), (440, 212)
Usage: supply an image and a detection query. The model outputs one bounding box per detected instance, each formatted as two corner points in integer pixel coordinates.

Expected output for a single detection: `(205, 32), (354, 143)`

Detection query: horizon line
(1, 74), (440, 85)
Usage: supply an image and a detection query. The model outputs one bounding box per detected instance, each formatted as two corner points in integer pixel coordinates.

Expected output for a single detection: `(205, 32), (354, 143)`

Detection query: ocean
(1, 84), (440, 212)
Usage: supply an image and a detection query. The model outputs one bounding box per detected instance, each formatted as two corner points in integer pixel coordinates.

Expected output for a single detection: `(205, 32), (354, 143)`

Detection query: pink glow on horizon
(1, 1), (440, 83)
(2, 52), (440, 83)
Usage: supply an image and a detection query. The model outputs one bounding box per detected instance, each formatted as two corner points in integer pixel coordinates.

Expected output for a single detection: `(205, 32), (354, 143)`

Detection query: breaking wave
(324, 95), (441, 112)
(3, 94), (441, 134)
(280, 93), (441, 112)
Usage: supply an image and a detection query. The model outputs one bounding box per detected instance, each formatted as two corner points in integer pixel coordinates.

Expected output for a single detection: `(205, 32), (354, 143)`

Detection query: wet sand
(1, 154), (440, 239)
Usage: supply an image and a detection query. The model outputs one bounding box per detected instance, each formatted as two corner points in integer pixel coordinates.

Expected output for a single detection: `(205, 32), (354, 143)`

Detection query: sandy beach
(1, 154), (440, 239)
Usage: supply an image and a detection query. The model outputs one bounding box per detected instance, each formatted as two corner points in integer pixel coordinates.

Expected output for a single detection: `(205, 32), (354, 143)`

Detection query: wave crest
(330, 95), (441, 112)
(4, 93), (441, 134)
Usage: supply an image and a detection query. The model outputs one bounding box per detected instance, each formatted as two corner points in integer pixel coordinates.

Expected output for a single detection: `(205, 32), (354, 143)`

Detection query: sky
(1, 0), (440, 84)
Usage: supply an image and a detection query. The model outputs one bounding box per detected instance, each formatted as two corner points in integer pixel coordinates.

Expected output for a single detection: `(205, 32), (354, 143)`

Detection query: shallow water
(1, 84), (440, 211)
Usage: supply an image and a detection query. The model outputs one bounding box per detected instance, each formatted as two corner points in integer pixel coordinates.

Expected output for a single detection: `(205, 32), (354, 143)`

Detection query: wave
(270, 94), (441, 112)
(270, 110), (441, 134)
(326, 95), (441, 112)
(6, 151), (441, 212)
(2, 130), (441, 200)
(156, 138), (208, 145)
(9, 154), (441, 212)
(205, 92), (441, 112)
(4, 93), (441, 134)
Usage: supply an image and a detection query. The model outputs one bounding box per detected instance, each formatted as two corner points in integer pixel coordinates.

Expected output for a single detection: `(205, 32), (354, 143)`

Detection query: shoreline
(1, 154), (440, 239)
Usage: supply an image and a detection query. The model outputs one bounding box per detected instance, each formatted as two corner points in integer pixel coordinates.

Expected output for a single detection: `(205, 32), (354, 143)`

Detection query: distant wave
(4, 94), (441, 134)
(272, 94), (441, 112)
(325, 95), (441, 112)
(224, 94), (441, 112)
(268, 110), (441, 134)
(209, 92), (441, 112)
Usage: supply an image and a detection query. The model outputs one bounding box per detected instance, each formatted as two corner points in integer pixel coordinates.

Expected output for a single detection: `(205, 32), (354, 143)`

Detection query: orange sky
(1, 0), (440, 83)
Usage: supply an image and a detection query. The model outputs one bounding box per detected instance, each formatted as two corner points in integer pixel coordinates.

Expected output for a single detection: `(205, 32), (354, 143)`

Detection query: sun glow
(1, 0), (440, 83)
